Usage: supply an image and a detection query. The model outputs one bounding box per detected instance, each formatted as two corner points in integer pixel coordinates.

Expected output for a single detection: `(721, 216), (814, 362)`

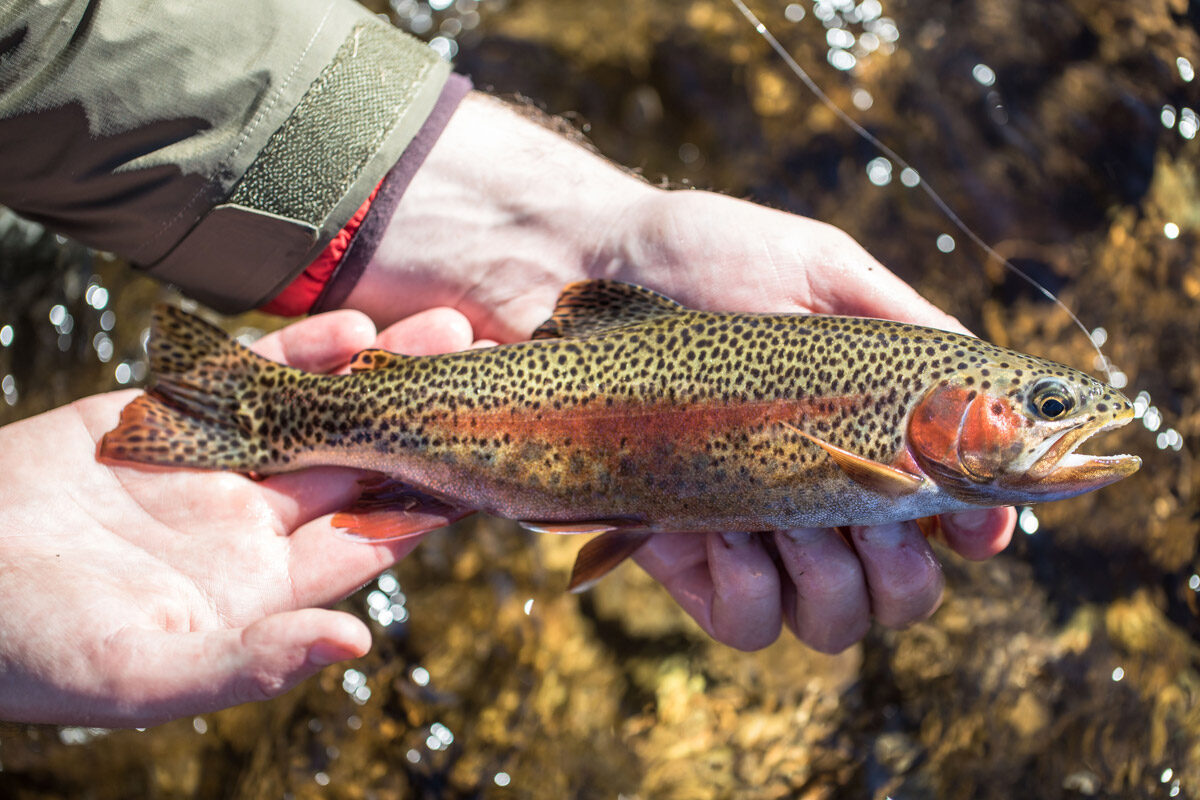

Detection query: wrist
(346, 91), (658, 340)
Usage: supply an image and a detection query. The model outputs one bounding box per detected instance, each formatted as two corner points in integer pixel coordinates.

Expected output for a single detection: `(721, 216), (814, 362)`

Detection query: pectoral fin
(568, 530), (653, 593)
(780, 421), (926, 497)
(332, 477), (471, 541)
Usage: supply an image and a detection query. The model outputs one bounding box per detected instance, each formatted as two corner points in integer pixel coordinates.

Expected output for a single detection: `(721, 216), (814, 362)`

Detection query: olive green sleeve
(0, 0), (450, 311)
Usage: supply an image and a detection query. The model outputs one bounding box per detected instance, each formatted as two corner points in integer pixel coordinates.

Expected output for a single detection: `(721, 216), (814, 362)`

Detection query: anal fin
(568, 530), (652, 593)
(518, 519), (630, 535)
(332, 477), (471, 542)
(779, 421), (926, 497)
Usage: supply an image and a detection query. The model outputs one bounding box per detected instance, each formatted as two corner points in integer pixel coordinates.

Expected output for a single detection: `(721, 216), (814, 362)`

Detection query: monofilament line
(727, 0), (1117, 385)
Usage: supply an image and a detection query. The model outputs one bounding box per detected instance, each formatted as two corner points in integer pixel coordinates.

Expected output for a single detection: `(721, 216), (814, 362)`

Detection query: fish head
(906, 355), (1141, 505)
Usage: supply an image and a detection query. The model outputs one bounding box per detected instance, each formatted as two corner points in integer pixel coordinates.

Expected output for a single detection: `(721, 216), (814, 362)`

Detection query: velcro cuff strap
(146, 19), (449, 312)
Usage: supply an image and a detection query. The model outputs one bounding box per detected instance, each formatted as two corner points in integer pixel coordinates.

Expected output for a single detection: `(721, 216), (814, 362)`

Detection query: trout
(99, 281), (1141, 588)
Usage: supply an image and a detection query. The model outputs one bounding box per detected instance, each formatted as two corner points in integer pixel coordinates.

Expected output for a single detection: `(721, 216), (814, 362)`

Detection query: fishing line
(727, 0), (1118, 385)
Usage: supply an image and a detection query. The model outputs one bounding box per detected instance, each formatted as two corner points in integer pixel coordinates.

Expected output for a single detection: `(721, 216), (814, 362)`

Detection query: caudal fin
(98, 305), (297, 472)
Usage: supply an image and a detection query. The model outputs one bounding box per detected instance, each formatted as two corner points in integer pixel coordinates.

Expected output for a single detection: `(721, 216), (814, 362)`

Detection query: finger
(804, 245), (970, 335)
(774, 528), (870, 653)
(372, 306), (475, 356)
(706, 533), (781, 650)
(634, 532), (782, 651)
(256, 467), (372, 531)
(848, 521), (944, 629)
(100, 609), (369, 727)
(286, 515), (431, 605)
(252, 310), (377, 370)
(471, 339), (499, 349)
(939, 507), (1016, 561)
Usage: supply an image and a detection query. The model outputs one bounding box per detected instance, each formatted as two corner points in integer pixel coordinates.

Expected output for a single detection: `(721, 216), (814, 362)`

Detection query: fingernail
(781, 527), (825, 543)
(720, 531), (753, 547)
(307, 641), (359, 666)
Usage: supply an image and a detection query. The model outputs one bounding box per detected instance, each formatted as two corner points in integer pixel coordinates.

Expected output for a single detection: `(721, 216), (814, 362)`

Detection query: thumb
(104, 609), (371, 727)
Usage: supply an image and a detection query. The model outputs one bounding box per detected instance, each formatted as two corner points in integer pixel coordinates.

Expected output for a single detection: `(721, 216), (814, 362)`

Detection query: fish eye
(1029, 378), (1075, 420)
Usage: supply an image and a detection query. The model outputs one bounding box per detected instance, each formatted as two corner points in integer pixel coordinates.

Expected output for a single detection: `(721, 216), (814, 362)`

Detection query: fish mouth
(1019, 409), (1141, 498)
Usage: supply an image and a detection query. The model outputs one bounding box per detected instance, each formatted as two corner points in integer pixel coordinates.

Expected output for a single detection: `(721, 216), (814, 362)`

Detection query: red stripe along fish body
(98, 281), (1140, 588)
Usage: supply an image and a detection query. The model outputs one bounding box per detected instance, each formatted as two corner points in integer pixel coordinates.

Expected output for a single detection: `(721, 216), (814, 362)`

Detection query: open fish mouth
(1022, 410), (1141, 496)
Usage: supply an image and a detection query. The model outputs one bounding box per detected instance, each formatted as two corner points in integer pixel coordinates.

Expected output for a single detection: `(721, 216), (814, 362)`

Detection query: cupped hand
(352, 91), (1017, 653)
(0, 307), (476, 726)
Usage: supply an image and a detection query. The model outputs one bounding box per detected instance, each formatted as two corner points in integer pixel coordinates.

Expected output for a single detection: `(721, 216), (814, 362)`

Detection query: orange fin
(780, 421), (926, 497)
(532, 280), (685, 339)
(518, 519), (629, 535)
(332, 477), (470, 542)
(348, 348), (412, 372)
(915, 515), (943, 540)
(568, 530), (653, 593)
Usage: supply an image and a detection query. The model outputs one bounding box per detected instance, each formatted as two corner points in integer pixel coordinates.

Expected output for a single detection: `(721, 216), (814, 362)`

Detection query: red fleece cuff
(260, 180), (382, 316)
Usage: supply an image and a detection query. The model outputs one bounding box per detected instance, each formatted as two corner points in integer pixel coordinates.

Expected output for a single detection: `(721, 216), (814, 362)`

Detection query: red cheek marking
(908, 385), (975, 473)
(958, 395), (1027, 480)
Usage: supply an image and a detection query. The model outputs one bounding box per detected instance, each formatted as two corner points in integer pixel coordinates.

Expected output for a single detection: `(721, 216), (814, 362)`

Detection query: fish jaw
(1000, 412), (1141, 502)
(908, 381), (1141, 507)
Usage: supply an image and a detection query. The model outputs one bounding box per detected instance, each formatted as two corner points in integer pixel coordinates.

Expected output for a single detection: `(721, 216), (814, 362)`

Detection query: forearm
(0, 0), (448, 310)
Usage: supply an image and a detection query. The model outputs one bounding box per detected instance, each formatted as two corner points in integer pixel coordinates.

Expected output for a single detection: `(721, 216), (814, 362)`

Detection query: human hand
(0, 306), (477, 726)
(348, 91), (1016, 652)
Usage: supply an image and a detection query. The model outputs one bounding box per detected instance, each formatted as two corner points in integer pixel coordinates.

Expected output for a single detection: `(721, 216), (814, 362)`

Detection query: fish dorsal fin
(531, 280), (686, 339)
(779, 421), (926, 498)
(348, 348), (412, 372)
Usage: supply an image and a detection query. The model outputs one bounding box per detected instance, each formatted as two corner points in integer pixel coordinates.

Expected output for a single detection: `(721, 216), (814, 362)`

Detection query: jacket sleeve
(0, 0), (450, 311)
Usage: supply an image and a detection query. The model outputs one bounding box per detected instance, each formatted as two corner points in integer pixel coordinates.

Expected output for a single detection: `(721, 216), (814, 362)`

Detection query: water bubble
(1162, 104), (1178, 128)
(378, 572), (399, 594)
(192, 717), (208, 734)
(826, 28), (855, 49)
(495, 772), (512, 787)
(410, 10), (433, 33)
(1178, 108), (1198, 139)
(1188, 575), (1199, 592)
(1164, 222), (1180, 239)
(1133, 391), (1151, 418)
(1163, 768), (1176, 783)
(1109, 370), (1127, 389)
(678, 142), (701, 164)
(1090, 327), (1107, 347)
(1018, 507), (1039, 535)
(783, 3), (805, 22)
(1143, 406), (1162, 432)
(851, 88), (873, 110)
(100, 309), (115, 331)
(827, 49), (856, 71)
(406, 749), (421, 764)
(430, 722), (454, 745)
(1111, 666), (1125, 681)
(114, 362), (132, 384)
(1178, 56), (1195, 82)
(429, 36), (457, 59)
(86, 285), (109, 310)
(342, 668), (366, 692)
(867, 17), (899, 43)
(899, 167), (920, 187)
(1170, 782), (1181, 798)
(347, 715), (362, 730)
(936, 234), (956, 253)
(0, 325), (12, 347)
(866, 156), (893, 186)
(812, 2), (836, 22)
(353, 685), (371, 704)
(858, 0), (882, 21)
(971, 63), (996, 87)
(1, 375), (14, 395)
(440, 17), (462, 37)
(49, 304), (66, 326)
(367, 590), (389, 610)
(429, 0), (453, 9)
(411, 666), (431, 686)
(523, 598), (534, 615)
(314, 772), (330, 787)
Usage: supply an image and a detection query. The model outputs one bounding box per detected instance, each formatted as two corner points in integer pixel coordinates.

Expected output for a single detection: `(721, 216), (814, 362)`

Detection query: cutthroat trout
(99, 281), (1140, 588)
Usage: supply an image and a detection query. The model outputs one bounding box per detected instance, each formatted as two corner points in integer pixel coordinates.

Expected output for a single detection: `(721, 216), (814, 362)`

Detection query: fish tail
(98, 305), (292, 472)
